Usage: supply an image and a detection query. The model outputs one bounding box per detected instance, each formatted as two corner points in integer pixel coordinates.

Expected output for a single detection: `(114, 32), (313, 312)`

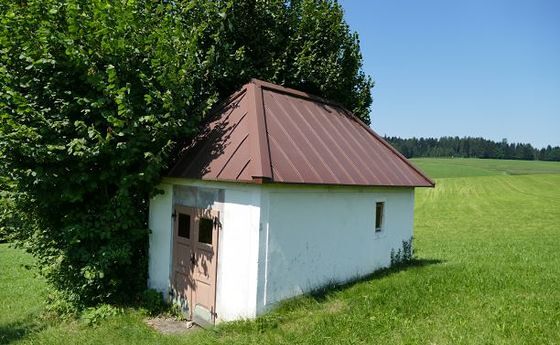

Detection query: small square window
(198, 218), (213, 244)
(375, 202), (384, 232)
(178, 213), (191, 239)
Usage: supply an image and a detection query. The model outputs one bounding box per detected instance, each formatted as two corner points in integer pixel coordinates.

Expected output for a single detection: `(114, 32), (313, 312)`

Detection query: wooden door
(171, 205), (220, 326)
(191, 208), (220, 326)
(171, 206), (196, 316)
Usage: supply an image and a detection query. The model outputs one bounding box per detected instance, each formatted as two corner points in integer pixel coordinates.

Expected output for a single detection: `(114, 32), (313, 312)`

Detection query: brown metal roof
(168, 79), (434, 187)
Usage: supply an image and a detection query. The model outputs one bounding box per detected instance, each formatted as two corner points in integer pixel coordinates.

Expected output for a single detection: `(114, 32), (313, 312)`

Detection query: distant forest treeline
(384, 136), (560, 161)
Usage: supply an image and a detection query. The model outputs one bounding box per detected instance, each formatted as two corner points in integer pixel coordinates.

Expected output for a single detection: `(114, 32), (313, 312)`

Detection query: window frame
(177, 213), (191, 239)
(198, 216), (214, 245)
(374, 200), (386, 233)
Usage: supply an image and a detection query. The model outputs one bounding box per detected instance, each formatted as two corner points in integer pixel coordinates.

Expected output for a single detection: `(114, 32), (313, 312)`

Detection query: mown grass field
(411, 157), (560, 178)
(1, 158), (560, 344)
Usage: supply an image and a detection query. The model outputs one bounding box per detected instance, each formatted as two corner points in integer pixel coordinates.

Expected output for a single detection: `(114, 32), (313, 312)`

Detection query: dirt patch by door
(145, 317), (200, 335)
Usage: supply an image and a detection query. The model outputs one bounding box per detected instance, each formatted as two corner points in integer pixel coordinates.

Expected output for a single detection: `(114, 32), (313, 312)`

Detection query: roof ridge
(249, 78), (344, 109)
(247, 82), (273, 181)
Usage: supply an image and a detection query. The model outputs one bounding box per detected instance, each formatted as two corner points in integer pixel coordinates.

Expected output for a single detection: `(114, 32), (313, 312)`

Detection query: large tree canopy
(0, 0), (373, 307)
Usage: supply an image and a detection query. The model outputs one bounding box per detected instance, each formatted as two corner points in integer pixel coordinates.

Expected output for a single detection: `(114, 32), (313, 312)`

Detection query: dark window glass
(178, 213), (191, 238)
(199, 218), (213, 244)
(375, 202), (384, 232)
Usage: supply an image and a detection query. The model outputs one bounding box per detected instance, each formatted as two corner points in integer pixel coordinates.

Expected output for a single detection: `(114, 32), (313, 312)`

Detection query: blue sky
(339, 0), (560, 148)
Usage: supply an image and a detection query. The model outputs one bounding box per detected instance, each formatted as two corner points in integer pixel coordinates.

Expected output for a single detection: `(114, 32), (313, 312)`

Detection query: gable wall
(147, 181), (227, 305)
(149, 178), (263, 323)
(216, 185), (262, 321)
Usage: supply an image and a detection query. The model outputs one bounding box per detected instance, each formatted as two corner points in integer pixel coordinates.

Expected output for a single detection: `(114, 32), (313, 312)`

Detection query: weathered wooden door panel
(171, 206), (219, 325)
(191, 210), (220, 326)
(171, 206), (196, 316)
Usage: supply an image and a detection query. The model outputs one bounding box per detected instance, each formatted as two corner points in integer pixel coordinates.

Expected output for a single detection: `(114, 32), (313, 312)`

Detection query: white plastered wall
(147, 179), (262, 323)
(216, 185), (261, 321)
(256, 185), (415, 313)
(148, 183), (174, 297)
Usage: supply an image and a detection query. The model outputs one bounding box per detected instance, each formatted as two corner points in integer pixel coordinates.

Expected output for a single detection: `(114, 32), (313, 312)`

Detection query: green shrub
(44, 290), (80, 319)
(81, 304), (123, 326)
(140, 289), (166, 316)
(0, 179), (17, 243)
(0, 0), (372, 308)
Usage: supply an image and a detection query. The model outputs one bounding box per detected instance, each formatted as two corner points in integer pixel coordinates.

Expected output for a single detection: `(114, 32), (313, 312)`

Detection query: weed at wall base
(390, 237), (415, 267)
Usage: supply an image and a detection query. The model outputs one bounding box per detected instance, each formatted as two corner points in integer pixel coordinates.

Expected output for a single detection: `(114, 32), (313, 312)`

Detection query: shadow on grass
(308, 258), (444, 302)
(0, 316), (45, 345)
(223, 258), (446, 334)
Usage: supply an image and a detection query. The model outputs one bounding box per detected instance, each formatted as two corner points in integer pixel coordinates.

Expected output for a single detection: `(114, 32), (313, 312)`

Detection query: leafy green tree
(0, 0), (373, 308)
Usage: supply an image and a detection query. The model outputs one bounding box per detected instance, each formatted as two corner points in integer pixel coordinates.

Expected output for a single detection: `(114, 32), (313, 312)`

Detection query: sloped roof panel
(167, 79), (434, 188)
(168, 89), (256, 182)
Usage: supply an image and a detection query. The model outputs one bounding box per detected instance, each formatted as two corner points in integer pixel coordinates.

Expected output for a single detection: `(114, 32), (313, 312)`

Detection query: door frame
(171, 204), (220, 324)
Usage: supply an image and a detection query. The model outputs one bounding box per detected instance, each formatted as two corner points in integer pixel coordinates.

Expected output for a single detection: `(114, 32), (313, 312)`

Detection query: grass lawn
(0, 244), (48, 343)
(1, 159), (560, 344)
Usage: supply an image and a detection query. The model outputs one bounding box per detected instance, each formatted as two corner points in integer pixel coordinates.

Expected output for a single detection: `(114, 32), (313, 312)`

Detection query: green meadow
(411, 157), (560, 178)
(1, 158), (560, 344)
